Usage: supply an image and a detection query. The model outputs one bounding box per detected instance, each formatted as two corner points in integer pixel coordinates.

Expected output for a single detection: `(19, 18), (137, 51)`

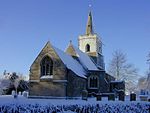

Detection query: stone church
(29, 11), (114, 98)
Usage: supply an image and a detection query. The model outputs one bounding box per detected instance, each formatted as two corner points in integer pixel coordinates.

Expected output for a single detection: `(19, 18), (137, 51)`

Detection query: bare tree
(14, 78), (20, 95)
(0, 78), (12, 95)
(137, 73), (150, 94)
(146, 73), (150, 92)
(137, 76), (147, 91)
(0, 72), (28, 95)
(146, 52), (150, 91)
(108, 50), (139, 93)
(10, 72), (28, 93)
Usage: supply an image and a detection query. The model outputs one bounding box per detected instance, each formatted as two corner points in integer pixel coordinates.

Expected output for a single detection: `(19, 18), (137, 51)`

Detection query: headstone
(139, 95), (148, 101)
(22, 91), (28, 98)
(118, 91), (125, 101)
(19, 92), (22, 95)
(11, 90), (15, 96)
(130, 93), (136, 101)
(82, 90), (88, 100)
(14, 94), (18, 99)
(12, 90), (18, 98)
(108, 93), (115, 101)
(96, 94), (101, 101)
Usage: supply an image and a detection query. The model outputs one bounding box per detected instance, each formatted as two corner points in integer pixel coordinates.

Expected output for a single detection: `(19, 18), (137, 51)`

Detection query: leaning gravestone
(130, 93), (136, 101)
(118, 90), (125, 101)
(82, 90), (88, 100)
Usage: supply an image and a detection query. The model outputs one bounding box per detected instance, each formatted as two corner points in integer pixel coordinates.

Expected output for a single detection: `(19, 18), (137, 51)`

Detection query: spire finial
(86, 7), (93, 35)
(88, 0), (92, 12)
(89, 4), (92, 11)
(69, 40), (72, 45)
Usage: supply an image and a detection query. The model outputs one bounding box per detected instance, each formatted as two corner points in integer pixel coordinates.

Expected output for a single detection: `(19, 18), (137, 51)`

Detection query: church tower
(78, 11), (105, 69)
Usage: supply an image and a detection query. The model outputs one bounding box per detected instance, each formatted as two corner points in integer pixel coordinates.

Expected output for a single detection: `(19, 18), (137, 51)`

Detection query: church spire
(86, 11), (94, 35)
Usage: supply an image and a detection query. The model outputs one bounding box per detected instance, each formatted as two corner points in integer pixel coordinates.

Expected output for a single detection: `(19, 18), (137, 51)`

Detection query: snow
(72, 45), (99, 71)
(40, 75), (53, 79)
(0, 95), (149, 113)
(53, 80), (67, 82)
(110, 80), (124, 83)
(53, 46), (86, 78)
(139, 95), (149, 97)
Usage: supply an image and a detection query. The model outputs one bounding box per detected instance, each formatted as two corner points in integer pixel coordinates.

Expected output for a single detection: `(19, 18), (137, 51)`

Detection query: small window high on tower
(85, 44), (90, 52)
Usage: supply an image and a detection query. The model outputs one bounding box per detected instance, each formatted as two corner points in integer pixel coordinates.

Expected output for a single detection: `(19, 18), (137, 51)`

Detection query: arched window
(94, 78), (98, 87)
(41, 56), (53, 76)
(85, 44), (90, 52)
(89, 77), (98, 88)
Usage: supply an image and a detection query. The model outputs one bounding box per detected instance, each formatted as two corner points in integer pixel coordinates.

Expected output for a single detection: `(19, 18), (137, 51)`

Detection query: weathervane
(89, 4), (92, 9)
(88, 0), (92, 11)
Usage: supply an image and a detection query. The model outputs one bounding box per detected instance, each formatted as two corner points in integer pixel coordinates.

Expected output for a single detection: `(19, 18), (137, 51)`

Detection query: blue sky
(0, 0), (150, 77)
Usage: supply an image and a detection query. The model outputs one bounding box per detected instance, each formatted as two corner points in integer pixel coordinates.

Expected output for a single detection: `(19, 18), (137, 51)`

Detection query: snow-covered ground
(0, 95), (149, 113)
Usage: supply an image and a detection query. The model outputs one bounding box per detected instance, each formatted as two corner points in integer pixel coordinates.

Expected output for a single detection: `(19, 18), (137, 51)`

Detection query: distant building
(29, 11), (115, 98)
(137, 73), (150, 95)
(146, 73), (150, 92)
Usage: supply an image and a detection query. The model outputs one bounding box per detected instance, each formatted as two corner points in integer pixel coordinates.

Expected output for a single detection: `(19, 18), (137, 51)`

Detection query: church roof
(65, 41), (78, 57)
(53, 46), (87, 78)
(65, 43), (99, 71)
(72, 45), (99, 71)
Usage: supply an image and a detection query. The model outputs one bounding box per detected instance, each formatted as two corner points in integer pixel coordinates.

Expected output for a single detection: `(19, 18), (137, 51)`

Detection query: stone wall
(29, 81), (66, 97)
(99, 71), (110, 93)
(87, 71), (99, 93)
(67, 70), (86, 97)
(87, 71), (110, 93)
(29, 42), (67, 97)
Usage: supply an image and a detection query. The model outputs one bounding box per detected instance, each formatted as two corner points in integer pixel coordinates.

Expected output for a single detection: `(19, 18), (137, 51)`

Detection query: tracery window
(41, 56), (53, 76)
(89, 77), (98, 88)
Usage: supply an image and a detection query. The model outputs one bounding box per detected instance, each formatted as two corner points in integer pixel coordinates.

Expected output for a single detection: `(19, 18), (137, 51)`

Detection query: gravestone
(118, 91), (125, 101)
(19, 92), (22, 95)
(108, 93), (115, 101)
(82, 90), (88, 100)
(11, 90), (15, 96)
(22, 91), (28, 98)
(96, 94), (101, 101)
(139, 95), (148, 101)
(130, 93), (136, 101)
(12, 90), (18, 99)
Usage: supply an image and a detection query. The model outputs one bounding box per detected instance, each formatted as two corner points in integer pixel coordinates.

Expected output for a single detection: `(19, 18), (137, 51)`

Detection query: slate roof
(71, 45), (99, 71)
(32, 41), (100, 79)
(52, 43), (100, 78)
(53, 46), (87, 78)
